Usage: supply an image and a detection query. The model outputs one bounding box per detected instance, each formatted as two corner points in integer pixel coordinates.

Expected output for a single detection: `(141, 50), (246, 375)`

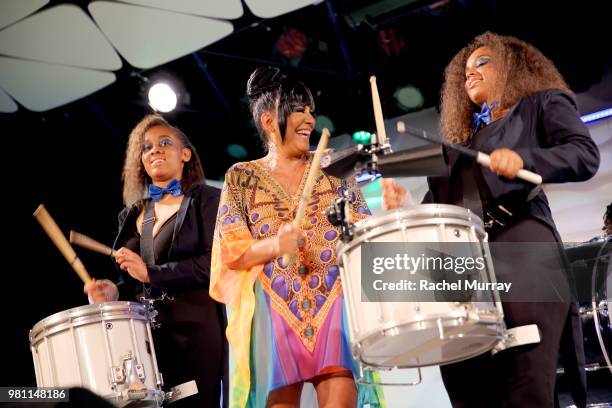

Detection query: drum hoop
(355, 317), (504, 369)
(30, 301), (148, 343)
(103, 389), (165, 405)
(353, 204), (484, 234)
(338, 217), (486, 260)
(30, 312), (151, 346)
(351, 306), (502, 344)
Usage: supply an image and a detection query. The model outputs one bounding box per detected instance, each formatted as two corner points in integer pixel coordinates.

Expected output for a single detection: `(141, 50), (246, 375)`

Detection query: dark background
(2, 0), (610, 388)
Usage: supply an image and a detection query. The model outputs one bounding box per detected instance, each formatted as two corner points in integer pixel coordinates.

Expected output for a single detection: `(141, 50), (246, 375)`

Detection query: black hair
(605, 202), (612, 228)
(246, 66), (315, 148)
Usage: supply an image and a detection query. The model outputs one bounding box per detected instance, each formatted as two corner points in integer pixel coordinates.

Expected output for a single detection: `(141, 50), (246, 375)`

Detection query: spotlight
(148, 83), (177, 113)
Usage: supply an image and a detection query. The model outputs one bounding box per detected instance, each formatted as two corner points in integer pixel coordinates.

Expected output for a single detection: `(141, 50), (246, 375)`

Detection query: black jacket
(113, 183), (221, 295)
(423, 89), (600, 238)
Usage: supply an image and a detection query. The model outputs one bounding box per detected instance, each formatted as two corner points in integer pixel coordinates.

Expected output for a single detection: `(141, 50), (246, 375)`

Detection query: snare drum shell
(30, 302), (161, 404)
(338, 204), (504, 368)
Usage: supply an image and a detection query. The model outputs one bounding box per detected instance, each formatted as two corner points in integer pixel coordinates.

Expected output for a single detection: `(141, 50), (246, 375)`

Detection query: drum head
(357, 318), (502, 368)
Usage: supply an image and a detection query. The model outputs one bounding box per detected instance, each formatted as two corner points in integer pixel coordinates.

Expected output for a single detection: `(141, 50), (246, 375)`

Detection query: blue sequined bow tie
(472, 101), (496, 132)
(149, 179), (182, 202)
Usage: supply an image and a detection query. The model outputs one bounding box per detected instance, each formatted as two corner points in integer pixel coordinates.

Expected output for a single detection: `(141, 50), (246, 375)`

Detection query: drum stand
(357, 363), (422, 387)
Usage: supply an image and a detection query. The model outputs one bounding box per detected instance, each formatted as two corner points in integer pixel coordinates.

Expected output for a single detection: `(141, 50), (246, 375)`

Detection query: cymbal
(321, 143), (448, 179)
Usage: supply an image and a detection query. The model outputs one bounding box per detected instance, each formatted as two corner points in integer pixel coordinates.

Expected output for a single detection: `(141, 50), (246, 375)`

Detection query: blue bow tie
(149, 179), (182, 202)
(472, 101), (496, 132)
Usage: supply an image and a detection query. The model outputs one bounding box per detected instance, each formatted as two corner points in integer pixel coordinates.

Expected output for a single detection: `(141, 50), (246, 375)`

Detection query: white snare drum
(30, 301), (164, 407)
(338, 204), (505, 369)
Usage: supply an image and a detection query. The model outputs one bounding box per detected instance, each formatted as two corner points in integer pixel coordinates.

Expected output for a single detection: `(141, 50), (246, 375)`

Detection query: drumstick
(33, 205), (92, 284)
(70, 230), (118, 257)
(281, 128), (331, 266)
(369, 76), (387, 145)
(396, 120), (542, 185)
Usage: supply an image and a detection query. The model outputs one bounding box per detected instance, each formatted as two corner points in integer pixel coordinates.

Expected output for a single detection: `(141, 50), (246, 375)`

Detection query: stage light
(581, 108), (612, 124)
(352, 130), (371, 144)
(227, 143), (248, 159)
(148, 83), (177, 112)
(394, 84), (424, 111)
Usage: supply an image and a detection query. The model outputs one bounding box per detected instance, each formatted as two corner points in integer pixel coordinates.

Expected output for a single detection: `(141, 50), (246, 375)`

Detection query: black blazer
(423, 89), (600, 238)
(113, 183), (221, 296)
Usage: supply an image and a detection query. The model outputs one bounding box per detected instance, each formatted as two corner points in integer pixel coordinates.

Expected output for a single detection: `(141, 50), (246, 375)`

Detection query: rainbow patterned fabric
(210, 157), (384, 407)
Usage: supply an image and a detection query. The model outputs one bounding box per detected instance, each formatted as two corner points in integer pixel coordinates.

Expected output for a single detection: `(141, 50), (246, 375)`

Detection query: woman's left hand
(489, 148), (524, 179)
(115, 247), (150, 283)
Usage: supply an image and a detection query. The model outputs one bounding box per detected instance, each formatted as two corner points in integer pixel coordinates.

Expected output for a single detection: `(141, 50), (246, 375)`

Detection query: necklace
(261, 156), (308, 196)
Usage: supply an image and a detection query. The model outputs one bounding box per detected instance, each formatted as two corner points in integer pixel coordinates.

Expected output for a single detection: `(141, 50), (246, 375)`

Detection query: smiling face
(262, 104), (316, 156)
(282, 105), (316, 153)
(141, 125), (191, 185)
(465, 46), (499, 107)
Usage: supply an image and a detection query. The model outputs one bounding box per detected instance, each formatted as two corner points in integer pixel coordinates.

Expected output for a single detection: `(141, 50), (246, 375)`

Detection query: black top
(423, 89), (600, 240)
(122, 213), (176, 265)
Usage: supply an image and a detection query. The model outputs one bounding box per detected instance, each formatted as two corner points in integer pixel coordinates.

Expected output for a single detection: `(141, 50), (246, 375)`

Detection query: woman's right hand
(382, 178), (413, 210)
(275, 223), (301, 256)
(84, 278), (119, 304)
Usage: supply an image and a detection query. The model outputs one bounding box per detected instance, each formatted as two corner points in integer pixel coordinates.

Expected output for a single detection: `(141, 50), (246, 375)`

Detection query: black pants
(440, 218), (570, 407)
(154, 288), (228, 408)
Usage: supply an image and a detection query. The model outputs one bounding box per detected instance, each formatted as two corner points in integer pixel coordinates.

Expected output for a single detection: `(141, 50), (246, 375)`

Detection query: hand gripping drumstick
(396, 120), (542, 185)
(33, 204), (92, 284)
(370, 75), (388, 146)
(281, 128), (331, 266)
(70, 230), (118, 258)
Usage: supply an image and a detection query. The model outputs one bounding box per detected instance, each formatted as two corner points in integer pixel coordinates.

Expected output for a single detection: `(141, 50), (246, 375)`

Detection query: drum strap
(460, 162), (484, 220)
(138, 201), (156, 298)
(141, 200), (156, 266)
(461, 159), (542, 231)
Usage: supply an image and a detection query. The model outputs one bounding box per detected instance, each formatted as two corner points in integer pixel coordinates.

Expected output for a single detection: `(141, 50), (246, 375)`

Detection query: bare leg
(266, 382), (303, 408)
(313, 373), (357, 408)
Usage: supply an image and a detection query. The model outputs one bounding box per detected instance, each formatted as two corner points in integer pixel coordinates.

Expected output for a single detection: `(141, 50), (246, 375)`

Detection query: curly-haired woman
(85, 115), (227, 408)
(383, 32), (599, 406)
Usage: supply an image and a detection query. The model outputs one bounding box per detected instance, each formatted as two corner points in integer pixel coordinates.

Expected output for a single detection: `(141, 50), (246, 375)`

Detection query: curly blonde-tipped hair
(440, 31), (571, 144)
(122, 114), (205, 206)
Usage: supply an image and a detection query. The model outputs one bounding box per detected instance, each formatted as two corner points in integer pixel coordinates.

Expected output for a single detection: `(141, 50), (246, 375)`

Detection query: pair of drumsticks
(33, 205), (117, 284)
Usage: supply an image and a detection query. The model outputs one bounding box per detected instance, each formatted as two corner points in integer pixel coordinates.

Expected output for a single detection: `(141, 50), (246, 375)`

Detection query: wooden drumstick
(281, 128), (331, 266)
(33, 204), (92, 284)
(369, 75), (387, 145)
(396, 120), (543, 185)
(70, 230), (118, 258)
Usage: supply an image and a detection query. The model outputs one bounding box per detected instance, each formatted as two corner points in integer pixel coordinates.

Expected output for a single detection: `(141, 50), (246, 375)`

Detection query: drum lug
(111, 366), (125, 384)
(118, 352), (148, 400)
(135, 364), (145, 380)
